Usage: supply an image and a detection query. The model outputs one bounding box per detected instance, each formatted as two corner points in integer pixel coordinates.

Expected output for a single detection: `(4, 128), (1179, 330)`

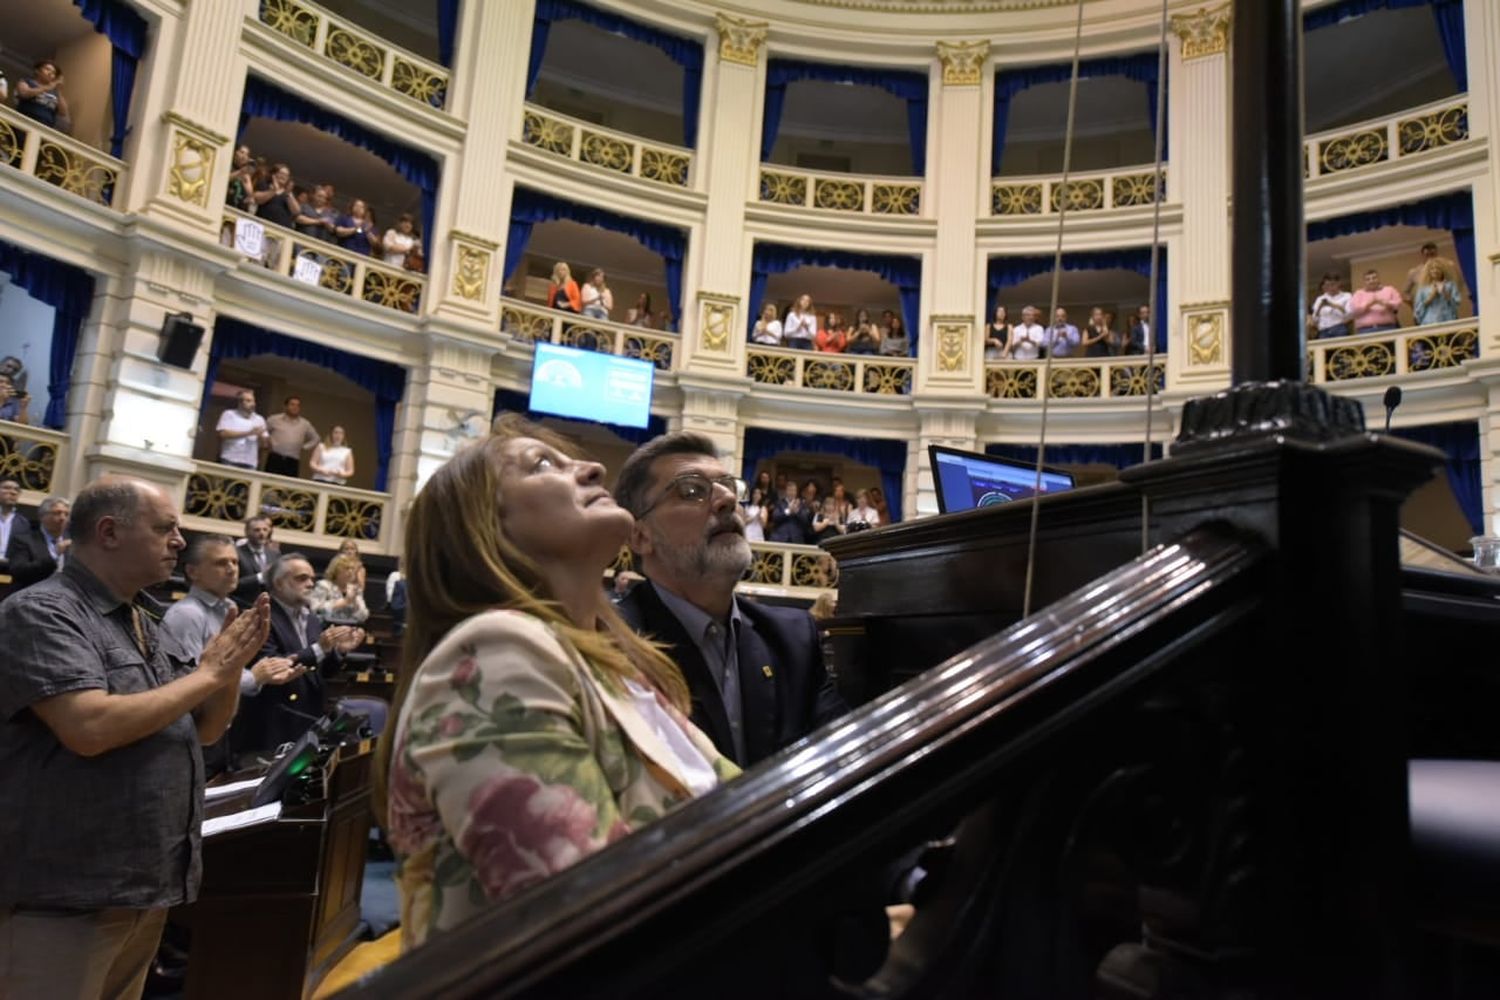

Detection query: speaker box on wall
(157, 313), (205, 369)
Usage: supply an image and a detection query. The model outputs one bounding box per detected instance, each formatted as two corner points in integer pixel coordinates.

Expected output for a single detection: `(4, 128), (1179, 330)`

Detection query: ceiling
(0, 0), (96, 79)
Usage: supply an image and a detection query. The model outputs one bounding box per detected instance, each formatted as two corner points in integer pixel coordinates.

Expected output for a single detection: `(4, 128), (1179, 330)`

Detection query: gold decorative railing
(0, 419), (65, 495)
(500, 297), (678, 370)
(743, 541), (838, 599)
(0, 104), (126, 208)
(221, 207), (425, 315)
(256, 0), (450, 110)
(746, 346), (916, 396)
(182, 461), (392, 545)
(758, 165), (923, 217)
(1304, 95), (1469, 179)
(520, 104), (692, 189)
(1307, 318), (1478, 383)
(984, 357), (1166, 400)
(991, 164), (1166, 217)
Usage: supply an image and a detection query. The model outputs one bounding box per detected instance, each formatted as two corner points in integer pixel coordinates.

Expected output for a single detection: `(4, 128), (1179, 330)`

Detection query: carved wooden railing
(1307, 317), (1479, 383)
(520, 103), (692, 189)
(984, 356), (1166, 400)
(0, 104), (126, 209)
(1304, 94), (1469, 179)
(757, 164), (923, 217)
(255, 0), (450, 110)
(746, 345), (915, 396)
(500, 297), (679, 370)
(0, 419), (65, 496)
(991, 163), (1166, 217)
(221, 207), (425, 315)
(182, 461), (392, 546)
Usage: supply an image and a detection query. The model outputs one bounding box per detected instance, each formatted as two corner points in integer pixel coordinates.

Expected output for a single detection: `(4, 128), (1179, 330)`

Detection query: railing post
(632, 142), (644, 180)
(314, 490), (331, 534)
(18, 125), (39, 175)
(1395, 332), (1410, 376)
(312, 11), (330, 54)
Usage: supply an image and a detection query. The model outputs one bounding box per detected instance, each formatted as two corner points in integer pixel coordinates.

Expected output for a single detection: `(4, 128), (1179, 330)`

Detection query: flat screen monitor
(528, 342), (654, 429)
(929, 444), (1074, 514)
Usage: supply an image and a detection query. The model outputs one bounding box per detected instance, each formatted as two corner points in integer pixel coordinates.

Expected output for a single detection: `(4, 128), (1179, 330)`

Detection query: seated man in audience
(232, 514), (278, 607)
(264, 395), (320, 479)
(230, 554), (365, 757)
(1349, 269), (1403, 334)
(0, 477), (269, 1000)
(217, 390), (269, 470)
(1047, 307), (1081, 358)
(7, 494), (70, 594)
(1005, 305), (1047, 360)
(612, 433), (847, 767)
(0, 477), (26, 574)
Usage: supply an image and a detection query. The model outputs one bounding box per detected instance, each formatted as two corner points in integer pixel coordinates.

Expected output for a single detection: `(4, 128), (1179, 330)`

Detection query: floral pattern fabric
(388, 609), (738, 949)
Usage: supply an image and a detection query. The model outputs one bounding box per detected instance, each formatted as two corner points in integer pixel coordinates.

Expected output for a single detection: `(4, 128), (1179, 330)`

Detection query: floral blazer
(388, 609), (739, 949)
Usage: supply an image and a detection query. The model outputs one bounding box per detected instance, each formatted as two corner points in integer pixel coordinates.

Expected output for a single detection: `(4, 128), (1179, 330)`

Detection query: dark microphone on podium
(1382, 385), (1402, 432)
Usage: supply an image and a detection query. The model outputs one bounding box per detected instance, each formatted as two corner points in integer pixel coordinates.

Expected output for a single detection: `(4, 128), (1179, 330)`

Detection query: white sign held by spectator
(293, 255), (324, 285)
(234, 218), (265, 258)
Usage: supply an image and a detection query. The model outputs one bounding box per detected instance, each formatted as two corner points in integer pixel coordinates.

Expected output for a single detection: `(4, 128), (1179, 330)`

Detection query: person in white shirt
(1307, 272), (1353, 339)
(381, 213), (419, 269)
(216, 390), (269, 469)
(1005, 306), (1048, 360)
(848, 490), (881, 530)
(751, 302), (783, 346)
(783, 294), (817, 350)
(310, 425), (355, 485)
(580, 268), (614, 320)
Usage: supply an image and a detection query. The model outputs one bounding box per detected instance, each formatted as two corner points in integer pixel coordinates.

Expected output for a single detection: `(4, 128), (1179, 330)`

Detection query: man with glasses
(612, 433), (847, 767)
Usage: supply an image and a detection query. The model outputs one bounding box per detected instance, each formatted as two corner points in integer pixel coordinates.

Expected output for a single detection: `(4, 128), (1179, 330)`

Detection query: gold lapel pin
(761, 665), (773, 679)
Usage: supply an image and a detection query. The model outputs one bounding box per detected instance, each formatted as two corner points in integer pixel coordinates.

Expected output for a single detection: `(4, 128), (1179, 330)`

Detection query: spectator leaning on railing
(1349, 269), (1403, 334)
(1412, 259), (1461, 327)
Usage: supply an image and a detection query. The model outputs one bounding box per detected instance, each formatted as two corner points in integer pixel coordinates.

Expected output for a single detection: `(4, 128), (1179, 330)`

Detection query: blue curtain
(750, 243), (922, 355)
(986, 441), (1163, 470)
(992, 52), (1162, 176)
(762, 59), (929, 175)
(437, 0), (460, 66)
(493, 388), (666, 445)
(206, 317), (407, 492)
(73, 0), (148, 159)
(1307, 190), (1477, 309)
(1391, 421), (1483, 535)
(741, 427), (906, 523)
(239, 76), (440, 256)
(526, 0), (703, 149)
(0, 239), (95, 430)
(506, 187), (687, 323)
(1304, 0), (1466, 91)
(987, 247), (1168, 352)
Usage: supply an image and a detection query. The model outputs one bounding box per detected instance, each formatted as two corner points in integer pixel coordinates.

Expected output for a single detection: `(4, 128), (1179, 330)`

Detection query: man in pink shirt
(1348, 269), (1403, 333)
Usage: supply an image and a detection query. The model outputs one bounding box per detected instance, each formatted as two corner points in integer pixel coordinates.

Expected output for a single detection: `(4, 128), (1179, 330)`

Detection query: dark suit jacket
(617, 581), (847, 767)
(5, 524), (62, 591)
(230, 600), (344, 754)
(231, 542), (272, 607)
(1, 512), (30, 566)
(767, 498), (813, 545)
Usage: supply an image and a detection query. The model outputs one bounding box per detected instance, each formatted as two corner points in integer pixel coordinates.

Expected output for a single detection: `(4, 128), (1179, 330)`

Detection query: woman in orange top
(547, 262), (582, 313)
(815, 311), (848, 353)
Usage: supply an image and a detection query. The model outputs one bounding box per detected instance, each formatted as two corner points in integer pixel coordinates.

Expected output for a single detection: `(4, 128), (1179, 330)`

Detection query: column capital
(1170, 3), (1232, 61)
(714, 13), (768, 68)
(936, 40), (989, 87)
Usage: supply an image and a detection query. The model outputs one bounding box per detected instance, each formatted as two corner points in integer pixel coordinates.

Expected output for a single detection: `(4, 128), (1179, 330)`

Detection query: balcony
(991, 164), (1165, 218)
(746, 345), (914, 397)
(500, 298), (678, 370)
(743, 541), (837, 600)
(757, 165), (923, 218)
(1307, 318), (1478, 384)
(984, 356), (1165, 401)
(0, 419), (66, 496)
(221, 207), (425, 316)
(0, 105), (126, 209)
(254, 0), (450, 110)
(182, 461), (392, 548)
(1304, 94), (1469, 179)
(520, 104), (692, 190)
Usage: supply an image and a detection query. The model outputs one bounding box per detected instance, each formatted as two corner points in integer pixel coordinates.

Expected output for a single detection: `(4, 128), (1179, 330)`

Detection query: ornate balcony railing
(746, 345), (915, 396)
(757, 165), (923, 217)
(0, 419), (65, 495)
(256, 0), (450, 109)
(221, 207), (425, 315)
(182, 461), (392, 546)
(991, 164), (1165, 217)
(984, 356), (1166, 401)
(520, 104), (692, 189)
(0, 105), (126, 209)
(500, 297), (679, 370)
(1307, 318), (1478, 383)
(743, 541), (838, 598)
(1304, 95), (1469, 179)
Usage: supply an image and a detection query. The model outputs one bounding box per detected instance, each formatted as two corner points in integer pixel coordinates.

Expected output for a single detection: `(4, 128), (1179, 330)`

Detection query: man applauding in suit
(230, 553), (364, 757)
(613, 433), (847, 767)
(231, 515), (277, 608)
(7, 494), (69, 593)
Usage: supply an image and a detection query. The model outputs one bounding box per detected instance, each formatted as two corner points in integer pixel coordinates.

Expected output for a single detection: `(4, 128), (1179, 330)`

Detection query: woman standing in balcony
(336, 199), (382, 258)
(847, 309), (881, 355)
(311, 425), (355, 486)
(783, 295), (818, 350)
(984, 305), (1012, 361)
(742, 486), (768, 543)
(1412, 259), (1461, 327)
(1082, 307), (1113, 358)
(752, 303), (783, 345)
(226, 146), (257, 213)
(815, 312), (848, 353)
(253, 163), (299, 230)
(383, 213), (419, 269)
(879, 315), (910, 357)
(627, 293), (655, 328)
(15, 60), (69, 132)
(547, 262), (582, 313)
(580, 269), (614, 320)
(848, 489), (881, 530)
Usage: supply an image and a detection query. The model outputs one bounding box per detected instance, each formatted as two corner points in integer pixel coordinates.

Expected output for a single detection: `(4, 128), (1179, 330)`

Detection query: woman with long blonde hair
(374, 415), (736, 949)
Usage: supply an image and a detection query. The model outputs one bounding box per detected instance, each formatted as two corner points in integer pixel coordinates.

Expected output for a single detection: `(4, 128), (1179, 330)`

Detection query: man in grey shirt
(0, 477), (270, 1000)
(264, 395), (319, 479)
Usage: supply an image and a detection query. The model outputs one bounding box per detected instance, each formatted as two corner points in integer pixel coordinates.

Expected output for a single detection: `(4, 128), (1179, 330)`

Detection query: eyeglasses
(637, 474), (746, 517)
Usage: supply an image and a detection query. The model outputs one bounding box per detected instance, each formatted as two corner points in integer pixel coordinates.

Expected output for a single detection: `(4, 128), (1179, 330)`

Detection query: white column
(911, 405), (983, 518)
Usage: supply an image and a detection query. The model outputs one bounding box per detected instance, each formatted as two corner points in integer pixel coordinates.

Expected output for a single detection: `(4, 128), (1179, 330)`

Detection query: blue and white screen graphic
(933, 450), (1072, 512)
(528, 342), (655, 429)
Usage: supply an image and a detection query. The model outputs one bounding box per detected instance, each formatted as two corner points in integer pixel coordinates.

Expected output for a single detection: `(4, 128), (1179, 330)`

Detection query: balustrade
(1304, 95), (1469, 179)
(182, 461), (391, 546)
(1307, 318), (1479, 383)
(984, 356), (1165, 401)
(521, 104), (692, 189)
(758, 165), (923, 217)
(0, 105), (126, 209)
(991, 164), (1165, 217)
(0, 420), (65, 495)
(500, 298), (678, 370)
(746, 345), (914, 396)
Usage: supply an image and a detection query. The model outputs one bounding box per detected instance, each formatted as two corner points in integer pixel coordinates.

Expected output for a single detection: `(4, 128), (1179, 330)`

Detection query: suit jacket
(5, 523), (62, 591)
(229, 599), (344, 754)
(767, 498), (813, 545)
(231, 542), (272, 607)
(0, 511), (30, 566)
(617, 581), (847, 767)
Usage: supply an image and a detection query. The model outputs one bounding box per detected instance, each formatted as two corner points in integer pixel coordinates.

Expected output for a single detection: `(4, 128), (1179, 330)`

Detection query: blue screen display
(933, 449), (1072, 512)
(528, 342), (655, 429)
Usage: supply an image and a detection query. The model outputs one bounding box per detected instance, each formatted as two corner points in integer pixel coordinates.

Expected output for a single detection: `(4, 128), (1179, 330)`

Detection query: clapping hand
(250, 656), (305, 687)
(201, 594), (272, 686)
(320, 625), (366, 655)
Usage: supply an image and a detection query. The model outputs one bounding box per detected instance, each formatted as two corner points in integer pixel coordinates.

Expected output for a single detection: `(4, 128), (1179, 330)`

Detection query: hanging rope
(1140, 0), (1171, 553)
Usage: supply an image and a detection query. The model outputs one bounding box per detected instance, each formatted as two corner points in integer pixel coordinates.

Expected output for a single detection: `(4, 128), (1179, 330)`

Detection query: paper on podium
(204, 777), (265, 803)
(202, 801), (282, 836)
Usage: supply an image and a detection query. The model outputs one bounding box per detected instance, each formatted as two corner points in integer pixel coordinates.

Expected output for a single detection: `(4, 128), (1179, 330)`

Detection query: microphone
(1382, 386), (1402, 432)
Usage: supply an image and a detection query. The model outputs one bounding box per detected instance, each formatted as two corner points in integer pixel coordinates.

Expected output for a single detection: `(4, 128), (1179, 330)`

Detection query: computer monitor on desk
(929, 444), (1074, 514)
